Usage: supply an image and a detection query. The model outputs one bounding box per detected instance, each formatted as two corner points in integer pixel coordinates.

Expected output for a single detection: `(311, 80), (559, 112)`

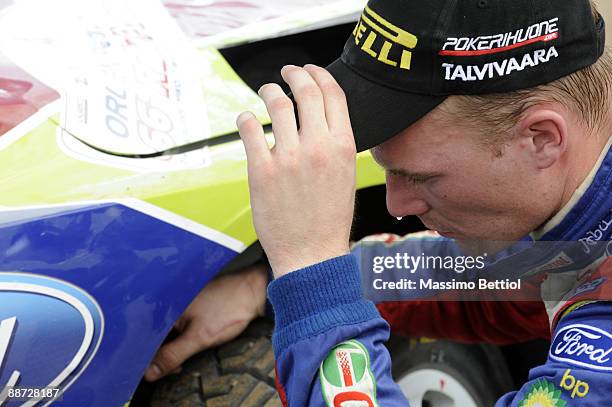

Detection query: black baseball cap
(327, 0), (606, 152)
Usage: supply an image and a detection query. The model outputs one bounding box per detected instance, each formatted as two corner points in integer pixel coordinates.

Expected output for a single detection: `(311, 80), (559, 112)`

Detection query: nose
(386, 174), (431, 217)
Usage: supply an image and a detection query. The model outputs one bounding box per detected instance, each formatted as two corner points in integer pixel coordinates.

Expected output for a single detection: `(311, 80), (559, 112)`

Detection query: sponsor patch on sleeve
(319, 340), (379, 407)
(518, 378), (566, 407)
(549, 324), (612, 371)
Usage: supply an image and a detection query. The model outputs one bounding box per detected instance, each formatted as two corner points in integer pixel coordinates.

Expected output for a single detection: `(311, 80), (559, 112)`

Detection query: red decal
(338, 351), (354, 387)
(384, 234), (397, 244)
(552, 257), (612, 329)
(274, 364), (289, 407)
(333, 391), (375, 407)
(0, 52), (59, 137)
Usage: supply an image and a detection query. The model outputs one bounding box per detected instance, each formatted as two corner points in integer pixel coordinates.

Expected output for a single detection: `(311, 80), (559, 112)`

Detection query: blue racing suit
(268, 139), (612, 406)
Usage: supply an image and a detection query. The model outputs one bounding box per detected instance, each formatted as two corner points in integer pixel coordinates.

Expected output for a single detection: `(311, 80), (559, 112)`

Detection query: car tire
(150, 319), (282, 407)
(387, 336), (514, 407)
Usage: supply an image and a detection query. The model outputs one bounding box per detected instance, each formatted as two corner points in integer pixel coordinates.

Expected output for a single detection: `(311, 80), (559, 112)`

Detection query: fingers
(144, 333), (202, 381)
(244, 64), (352, 148)
(258, 83), (298, 151)
(236, 65), (357, 278)
(280, 65), (328, 136)
(303, 64), (352, 134)
(237, 111), (269, 162)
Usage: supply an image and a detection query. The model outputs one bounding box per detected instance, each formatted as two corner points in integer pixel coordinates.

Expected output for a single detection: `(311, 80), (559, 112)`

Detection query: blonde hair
(445, 2), (611, 146)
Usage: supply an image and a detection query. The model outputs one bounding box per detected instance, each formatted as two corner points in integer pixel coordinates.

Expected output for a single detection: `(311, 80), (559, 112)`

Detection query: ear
(516, 107), (568, 169)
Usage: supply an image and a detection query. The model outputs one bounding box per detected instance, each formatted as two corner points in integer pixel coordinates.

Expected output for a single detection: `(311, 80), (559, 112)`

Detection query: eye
(387, 170), (437, 186)
(407, 176), (430, 185)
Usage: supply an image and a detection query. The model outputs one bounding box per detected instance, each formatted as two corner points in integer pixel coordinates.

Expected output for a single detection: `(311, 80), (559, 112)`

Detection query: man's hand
(144, 264), (268, 381)
(237, 65), (357, 278)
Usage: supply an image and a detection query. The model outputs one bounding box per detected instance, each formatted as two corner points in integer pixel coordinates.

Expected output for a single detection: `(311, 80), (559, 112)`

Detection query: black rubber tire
(150, 320), (281, 407)
(387, 336), (515, 407)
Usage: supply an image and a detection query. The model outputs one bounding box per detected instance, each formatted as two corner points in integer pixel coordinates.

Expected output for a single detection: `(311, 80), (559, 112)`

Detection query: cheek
(424, 175), (476, 203)
(424, 173), (514, 214)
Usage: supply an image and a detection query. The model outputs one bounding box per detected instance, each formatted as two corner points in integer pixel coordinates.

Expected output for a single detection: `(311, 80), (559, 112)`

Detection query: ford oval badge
(0, 273), (104, 406)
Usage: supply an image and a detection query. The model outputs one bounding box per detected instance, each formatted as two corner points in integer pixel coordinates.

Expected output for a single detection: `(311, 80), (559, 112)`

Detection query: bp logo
(518, 378), (566, 407)
(0, 272), (104, 405)
(319, 340), (379, 407)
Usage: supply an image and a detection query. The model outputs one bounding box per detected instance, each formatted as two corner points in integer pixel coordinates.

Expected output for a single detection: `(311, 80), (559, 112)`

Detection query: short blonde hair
(444, 2), (611, 146)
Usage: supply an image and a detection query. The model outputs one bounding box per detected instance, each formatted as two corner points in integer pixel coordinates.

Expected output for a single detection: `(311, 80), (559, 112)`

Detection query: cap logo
(440, 18), (561, 82)
(440, 18), (559, 57)
(353, 6), (418, 70)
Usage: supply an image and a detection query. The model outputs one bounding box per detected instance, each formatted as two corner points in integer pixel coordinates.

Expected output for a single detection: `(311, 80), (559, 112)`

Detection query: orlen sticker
(0, 0), (211, 156)
(0, 273), (104, 406)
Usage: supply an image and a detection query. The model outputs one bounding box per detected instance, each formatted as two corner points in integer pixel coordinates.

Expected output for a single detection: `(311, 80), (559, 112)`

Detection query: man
(147, 0), (612, 405)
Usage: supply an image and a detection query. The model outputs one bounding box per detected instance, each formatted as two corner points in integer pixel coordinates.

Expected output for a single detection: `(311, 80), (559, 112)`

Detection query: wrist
(270, 247), (350, 278)
(245, 263), (269, 318)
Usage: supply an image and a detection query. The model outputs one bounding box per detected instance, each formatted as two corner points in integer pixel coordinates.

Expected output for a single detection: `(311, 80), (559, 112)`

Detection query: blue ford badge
(0, 273), (104, 405)
(550, 323), (612, 371)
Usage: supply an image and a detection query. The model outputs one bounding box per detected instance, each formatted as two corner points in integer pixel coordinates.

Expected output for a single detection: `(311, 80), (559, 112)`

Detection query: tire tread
(151, 320), (280, 407)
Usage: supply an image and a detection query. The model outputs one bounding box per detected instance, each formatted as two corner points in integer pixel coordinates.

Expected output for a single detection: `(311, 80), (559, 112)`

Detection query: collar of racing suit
(531, 136), (612, 327)
(474, 136), (611, 327)
(532, 136), (612, 241)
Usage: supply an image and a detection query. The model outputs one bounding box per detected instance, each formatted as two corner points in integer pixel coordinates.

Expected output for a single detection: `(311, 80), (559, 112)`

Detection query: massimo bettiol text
(354, 238), (612, 302)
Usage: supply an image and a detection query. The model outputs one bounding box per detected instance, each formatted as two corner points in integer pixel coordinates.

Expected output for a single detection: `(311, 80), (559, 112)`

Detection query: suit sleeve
(268, 254), (409, 406)
(495, 301), (612, 406)
(268, 253), (612, 407)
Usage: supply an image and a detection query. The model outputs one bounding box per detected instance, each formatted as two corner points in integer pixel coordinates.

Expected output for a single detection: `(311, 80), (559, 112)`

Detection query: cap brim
(326, 59), (446, 152)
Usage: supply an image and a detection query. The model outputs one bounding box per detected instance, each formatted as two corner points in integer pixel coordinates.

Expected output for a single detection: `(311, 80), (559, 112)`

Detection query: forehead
(371, 108), (467, 169)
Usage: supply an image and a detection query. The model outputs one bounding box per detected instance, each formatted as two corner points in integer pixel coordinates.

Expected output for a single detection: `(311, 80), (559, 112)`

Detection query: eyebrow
(370, 148), (441, 180)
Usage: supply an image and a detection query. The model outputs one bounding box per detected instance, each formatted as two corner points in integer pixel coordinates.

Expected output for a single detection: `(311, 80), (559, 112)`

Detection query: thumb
(145, 333), (201, 381)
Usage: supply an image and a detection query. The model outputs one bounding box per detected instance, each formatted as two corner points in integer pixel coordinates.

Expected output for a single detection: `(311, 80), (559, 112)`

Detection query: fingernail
(236, 111), (253, 127)
(281, 64), (297, 73)
(146, 363), (161, 380)
(257, 84), (266, 95)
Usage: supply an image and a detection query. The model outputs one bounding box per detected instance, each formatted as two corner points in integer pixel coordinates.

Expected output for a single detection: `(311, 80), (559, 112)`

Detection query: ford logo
(550, 323), (612, 371)
(0, 273), (104, 405)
